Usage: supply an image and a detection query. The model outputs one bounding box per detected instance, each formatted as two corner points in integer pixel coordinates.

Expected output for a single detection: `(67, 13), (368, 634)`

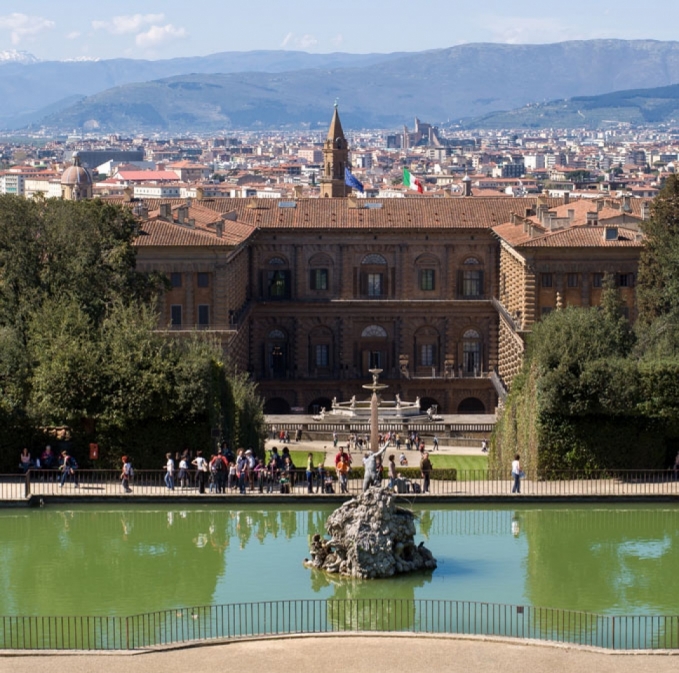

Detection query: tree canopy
(0, 196), (263, 470)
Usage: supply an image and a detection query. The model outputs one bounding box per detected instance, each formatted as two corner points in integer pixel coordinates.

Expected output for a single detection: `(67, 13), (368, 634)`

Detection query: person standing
(164, 452), (175, 490)
(236, 449), (248, 494)
(336, 453), (350, 493)
(482, 439), (489, 453)
(178, 455), (189, 488)
(511, 454), (522, 494)
(433, 435), (439, 451)
(420, 452), (433, 493)
(120, 455), (133, 493)
(193, 450), (209, 494)
(388, 454), (398, 490)
(306, 453), (315, 494)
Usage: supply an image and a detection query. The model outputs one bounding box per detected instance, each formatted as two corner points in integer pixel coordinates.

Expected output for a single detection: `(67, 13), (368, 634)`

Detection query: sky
(2, 1), (679, 61)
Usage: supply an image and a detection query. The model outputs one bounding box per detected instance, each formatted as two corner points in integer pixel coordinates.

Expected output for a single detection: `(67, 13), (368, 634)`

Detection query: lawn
(428, 454), (489, 479)
(285, 450), (326, 468)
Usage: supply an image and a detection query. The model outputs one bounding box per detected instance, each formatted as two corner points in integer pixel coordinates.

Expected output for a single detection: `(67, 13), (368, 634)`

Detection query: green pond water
(0, 503), (677, 618)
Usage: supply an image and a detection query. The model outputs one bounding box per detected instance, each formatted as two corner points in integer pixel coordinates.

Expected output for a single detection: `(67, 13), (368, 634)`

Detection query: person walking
(164, 452), (175, 490)
(420, 451), (433, 493)
(511, 454), (522, 494)
(120, 455), (133, 493)
(59, 450), (79, 488)
(388, 454), (397, 490)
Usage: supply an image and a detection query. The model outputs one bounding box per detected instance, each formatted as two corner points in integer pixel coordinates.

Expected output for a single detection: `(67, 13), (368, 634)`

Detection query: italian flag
(403, 168), (423, 193)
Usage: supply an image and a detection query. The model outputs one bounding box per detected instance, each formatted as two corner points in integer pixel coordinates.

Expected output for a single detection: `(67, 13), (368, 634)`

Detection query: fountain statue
(303, 487), (437, 578)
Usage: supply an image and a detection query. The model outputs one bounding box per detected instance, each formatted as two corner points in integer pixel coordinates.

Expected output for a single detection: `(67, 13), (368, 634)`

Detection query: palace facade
(129, 110), (649, 415)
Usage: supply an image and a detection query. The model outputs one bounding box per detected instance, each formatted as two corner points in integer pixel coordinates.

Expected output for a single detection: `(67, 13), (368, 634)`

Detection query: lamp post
(363, 368), (388, 452)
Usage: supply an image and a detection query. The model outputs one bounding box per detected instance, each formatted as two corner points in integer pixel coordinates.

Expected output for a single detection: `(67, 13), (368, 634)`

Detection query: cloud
(331, 34), (344, 48)
(0, 13), (54, 45)
(135, 24), (187, 48)
(66, 31), (81, 40)
(92, 14), (164, 35)
(280, 32), (319, 50)
(483, 15), (591, 44)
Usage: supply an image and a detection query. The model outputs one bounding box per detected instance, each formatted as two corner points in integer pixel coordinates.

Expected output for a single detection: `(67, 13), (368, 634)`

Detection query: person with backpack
(207, 451), (225, 493)
(120, 455), (133, 493)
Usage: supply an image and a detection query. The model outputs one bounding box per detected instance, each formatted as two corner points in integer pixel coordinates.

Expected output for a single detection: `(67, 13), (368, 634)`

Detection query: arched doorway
(457, 397), (486, 414)
(264, 397), (291, 415)
(419, 397), (440, 414)
(308, 397), (333, 415)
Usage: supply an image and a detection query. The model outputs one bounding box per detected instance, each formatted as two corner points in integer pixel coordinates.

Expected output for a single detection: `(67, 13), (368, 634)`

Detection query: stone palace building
(126, 109), (648, 415)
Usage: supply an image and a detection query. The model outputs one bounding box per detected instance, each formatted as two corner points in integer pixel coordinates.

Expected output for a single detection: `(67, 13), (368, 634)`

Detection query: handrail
(0, 598), (676, 651)
(0, 468), (677, 501)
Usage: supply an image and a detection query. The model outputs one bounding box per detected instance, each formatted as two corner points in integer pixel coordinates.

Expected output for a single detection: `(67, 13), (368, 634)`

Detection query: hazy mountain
(463, 83), (679, 129)
(0, 50), (40, 65)
(34, 40), (679, 133)
(0, 50), (409, 128)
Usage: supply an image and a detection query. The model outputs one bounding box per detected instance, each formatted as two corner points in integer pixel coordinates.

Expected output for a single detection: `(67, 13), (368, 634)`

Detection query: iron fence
(1, 468), (678, 501)
(1, 599), (677, 651)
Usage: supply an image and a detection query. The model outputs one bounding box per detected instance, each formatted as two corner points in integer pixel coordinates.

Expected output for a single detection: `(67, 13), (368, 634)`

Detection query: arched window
(360, 324), (388, 373)
(263, 257), (291, 300)
(265, 328), (289, 379)
(463, 329), (482, 375)
(360, 254), (388, 298)
(362, 253), (387, 265)
(361, 325), (388, 338)
(414, 325), (440, 371)
(309, 253), (332, 292)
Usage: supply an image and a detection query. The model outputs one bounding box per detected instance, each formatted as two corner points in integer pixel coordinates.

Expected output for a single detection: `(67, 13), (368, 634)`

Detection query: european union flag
(345, 168), (364, 193)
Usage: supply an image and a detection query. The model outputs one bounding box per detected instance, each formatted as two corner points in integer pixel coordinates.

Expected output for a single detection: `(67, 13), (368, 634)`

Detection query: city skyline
(2, 1), (679, 62)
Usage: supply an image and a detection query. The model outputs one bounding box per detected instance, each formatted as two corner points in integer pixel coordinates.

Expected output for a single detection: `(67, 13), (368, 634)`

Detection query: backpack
(212, 458), (225, 473)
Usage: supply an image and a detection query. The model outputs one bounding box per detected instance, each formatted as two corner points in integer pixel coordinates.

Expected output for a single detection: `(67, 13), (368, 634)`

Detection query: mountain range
(7, 40), (679, 132)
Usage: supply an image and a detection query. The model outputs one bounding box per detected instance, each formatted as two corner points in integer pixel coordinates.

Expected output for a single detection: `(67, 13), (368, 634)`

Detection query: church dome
(61, 153), (92, 186)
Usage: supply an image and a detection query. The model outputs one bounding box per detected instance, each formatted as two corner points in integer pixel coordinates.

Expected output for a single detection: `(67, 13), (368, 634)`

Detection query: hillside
(33, 40), (679, 132)
(465, 83), (679, 129)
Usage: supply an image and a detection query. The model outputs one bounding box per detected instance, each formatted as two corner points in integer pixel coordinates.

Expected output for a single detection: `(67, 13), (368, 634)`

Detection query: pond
(1, 503), (677, 618)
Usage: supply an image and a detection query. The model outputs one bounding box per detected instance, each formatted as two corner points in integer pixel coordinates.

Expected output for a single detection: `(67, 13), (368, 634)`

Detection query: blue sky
(2, 1), (679, 61)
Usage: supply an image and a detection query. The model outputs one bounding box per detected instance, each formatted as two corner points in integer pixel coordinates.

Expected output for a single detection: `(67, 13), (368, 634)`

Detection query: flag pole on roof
(403, 167), (424, 194)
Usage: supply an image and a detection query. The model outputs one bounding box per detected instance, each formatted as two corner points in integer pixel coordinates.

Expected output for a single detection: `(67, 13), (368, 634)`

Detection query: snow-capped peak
(0, 50), (40, 65)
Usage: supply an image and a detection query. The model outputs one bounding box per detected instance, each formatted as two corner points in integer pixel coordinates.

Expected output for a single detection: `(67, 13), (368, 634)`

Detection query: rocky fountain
(303, 487), (437, 579)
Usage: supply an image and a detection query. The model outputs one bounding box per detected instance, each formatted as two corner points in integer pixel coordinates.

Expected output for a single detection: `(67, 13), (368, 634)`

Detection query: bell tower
(320, 104), (349, 198)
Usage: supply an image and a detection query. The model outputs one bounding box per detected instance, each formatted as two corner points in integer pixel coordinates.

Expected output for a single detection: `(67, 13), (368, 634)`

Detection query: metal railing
(1, 468), (678, 501)
(1, 599), (677, 651)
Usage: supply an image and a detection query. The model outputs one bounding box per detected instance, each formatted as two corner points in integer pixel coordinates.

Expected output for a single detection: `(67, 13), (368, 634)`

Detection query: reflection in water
(0, 504), (678, 619)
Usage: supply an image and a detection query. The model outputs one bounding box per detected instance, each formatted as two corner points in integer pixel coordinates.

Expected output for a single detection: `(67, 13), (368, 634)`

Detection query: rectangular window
(420, 269), (435, 291)
(198, 305), (210, 327)
(310, 268), (329, 290)
(197, 272), (209, 288)
(462, 270), (482, 298)
(367, 273), (383, 297)
(170, 305), (182, 327)
(170, 272), (182, 288)
(315, 344), (329, 367)
(567, 273), (579, 288)
(618, 273), (634, 288)
(421, 344), (434, 367)
(541, 273), (553, 288)
(592, 273), (604, 288)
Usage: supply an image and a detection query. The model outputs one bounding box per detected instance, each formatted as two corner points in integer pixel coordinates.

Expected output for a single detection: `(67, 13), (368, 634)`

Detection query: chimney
(294, 185), (303, 199)
(196, 186), (204, 200)
(641, 201), (650, 220)
(622, 195), (632, 212)
(188, 218), (195, 228)
(347, 195), (359, 209)
(462, 174), (472, 197)
(568, 209), (575, 223)
(159, 203), (171, 220)
(123, 187), (133, 202)
(177, 206), (187, 224)
(563, 191), (570, 205)
(215, 220), (223, 238)
(596, 199), (604, 212)
(510, 212), (516, 224)
(586, 211), (599, 226)
(140, 205), (148, 219)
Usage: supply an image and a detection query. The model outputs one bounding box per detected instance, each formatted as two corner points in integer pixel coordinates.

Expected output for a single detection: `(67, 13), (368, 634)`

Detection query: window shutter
(457, 270), (463, 298)
(479, 271), (484, 297)
(309, 269), (316, 290)
(431, 270), (436, 291)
